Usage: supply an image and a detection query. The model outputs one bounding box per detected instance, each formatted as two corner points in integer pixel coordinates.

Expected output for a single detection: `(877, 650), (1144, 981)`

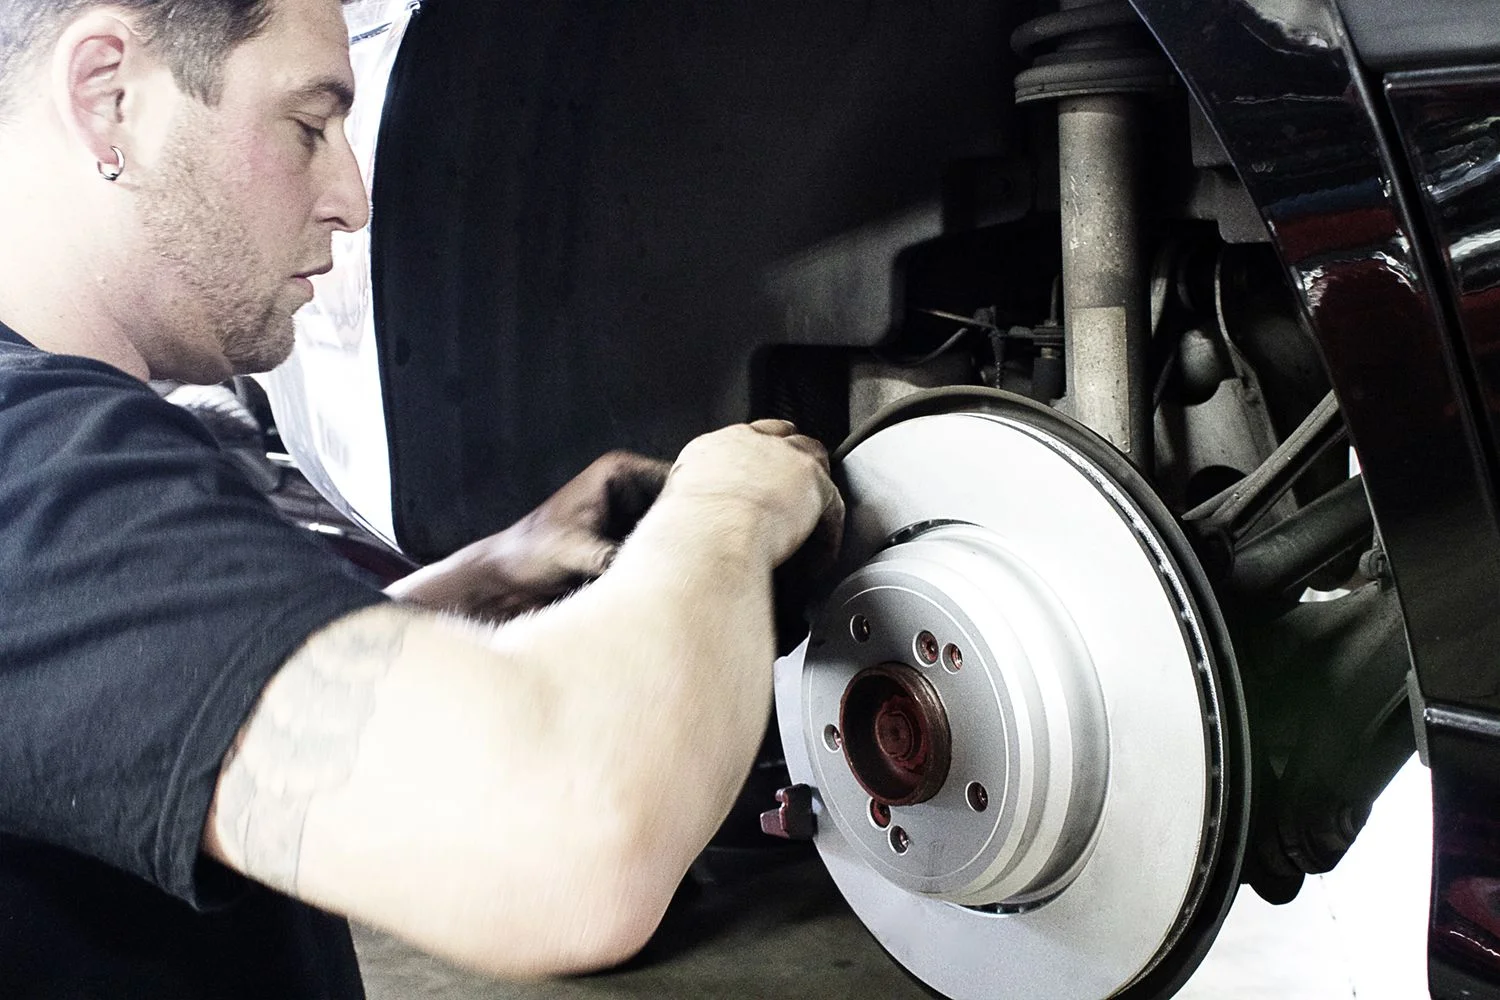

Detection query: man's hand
(661, 419), (844, 572)
(475, 450), (671, 596)
(386, 451), (670, 619)
(388, 421), (843, 621)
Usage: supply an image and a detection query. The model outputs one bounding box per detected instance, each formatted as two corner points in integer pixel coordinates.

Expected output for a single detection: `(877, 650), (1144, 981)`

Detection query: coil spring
(1012, 0), (1175, 104)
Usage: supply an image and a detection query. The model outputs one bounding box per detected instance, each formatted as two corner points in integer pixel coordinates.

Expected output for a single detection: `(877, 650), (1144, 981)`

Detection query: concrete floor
(355, 758), (1433, 1000)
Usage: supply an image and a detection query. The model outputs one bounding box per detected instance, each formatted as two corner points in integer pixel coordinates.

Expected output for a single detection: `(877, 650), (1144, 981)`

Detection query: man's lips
(292, 263), (333, 298)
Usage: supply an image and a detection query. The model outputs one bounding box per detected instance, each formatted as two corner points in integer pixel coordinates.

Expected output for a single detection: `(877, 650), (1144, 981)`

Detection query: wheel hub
(807, 524), (1109, 906)
(841, 662), (950, 807)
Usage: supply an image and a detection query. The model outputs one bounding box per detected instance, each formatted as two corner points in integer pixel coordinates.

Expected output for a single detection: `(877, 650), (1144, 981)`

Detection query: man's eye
(296, 121), (327, 149)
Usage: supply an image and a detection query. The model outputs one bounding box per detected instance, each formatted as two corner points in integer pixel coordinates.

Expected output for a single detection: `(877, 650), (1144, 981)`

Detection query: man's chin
(233, 346), (296, 377)
(227, 322), (297, 377)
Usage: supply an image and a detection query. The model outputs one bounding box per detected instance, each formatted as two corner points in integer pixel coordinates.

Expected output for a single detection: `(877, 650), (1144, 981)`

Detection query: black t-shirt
(0, 322), (388, 999)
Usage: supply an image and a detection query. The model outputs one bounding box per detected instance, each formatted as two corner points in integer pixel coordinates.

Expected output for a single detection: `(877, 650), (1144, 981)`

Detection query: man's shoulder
(0, 340), (215, 447)
(0, 338), (152, 387)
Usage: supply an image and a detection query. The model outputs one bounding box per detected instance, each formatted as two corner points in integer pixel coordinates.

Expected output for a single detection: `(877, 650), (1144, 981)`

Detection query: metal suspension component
(1234, 582), (1415, 902)
(1183, 391), (1348, 545)
(1225, 475), (1374, 606)
(1059, 91), (1146, 464)
(1013, 1), (1175, 469)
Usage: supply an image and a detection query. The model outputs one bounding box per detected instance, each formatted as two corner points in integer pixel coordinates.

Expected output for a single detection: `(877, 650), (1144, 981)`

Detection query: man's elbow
(533, 834), (684, 977)
(526, 893), (663, 979)
(455, 878), (669, 979)
(429, 820), (684, 981)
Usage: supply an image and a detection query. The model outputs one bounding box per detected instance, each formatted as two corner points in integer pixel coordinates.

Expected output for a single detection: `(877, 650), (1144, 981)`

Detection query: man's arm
(202, 422), (841, 978)
(383, 451), (671, 621)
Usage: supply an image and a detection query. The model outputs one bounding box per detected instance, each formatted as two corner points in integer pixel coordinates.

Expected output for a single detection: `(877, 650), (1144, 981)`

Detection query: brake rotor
(775, 389), (1248, 1000)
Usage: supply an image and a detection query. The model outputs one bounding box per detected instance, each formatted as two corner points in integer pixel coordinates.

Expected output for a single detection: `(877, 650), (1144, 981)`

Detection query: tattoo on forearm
(214, 611), (409, 895)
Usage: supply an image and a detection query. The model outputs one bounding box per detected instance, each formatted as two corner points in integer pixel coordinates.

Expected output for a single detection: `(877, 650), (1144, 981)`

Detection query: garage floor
(355, 758), (1432, 1000)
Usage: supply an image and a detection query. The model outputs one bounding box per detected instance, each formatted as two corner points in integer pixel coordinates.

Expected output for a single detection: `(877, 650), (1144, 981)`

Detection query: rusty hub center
(840, 663), (952, 807)
(875, 697), (922, 761)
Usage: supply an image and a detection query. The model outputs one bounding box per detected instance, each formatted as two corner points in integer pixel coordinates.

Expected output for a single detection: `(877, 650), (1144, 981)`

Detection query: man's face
(134, 0), (366, 379)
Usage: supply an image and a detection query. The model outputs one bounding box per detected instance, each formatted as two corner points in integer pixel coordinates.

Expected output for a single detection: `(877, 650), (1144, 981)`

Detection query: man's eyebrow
(289, 77), (356, 115)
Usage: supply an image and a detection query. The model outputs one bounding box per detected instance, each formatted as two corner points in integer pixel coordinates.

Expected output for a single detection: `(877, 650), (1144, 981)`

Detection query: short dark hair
(0, 1), (276, 121)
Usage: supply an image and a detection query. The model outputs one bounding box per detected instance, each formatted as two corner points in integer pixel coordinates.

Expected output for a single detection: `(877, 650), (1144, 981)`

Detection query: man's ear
(49, 12), (148, 174)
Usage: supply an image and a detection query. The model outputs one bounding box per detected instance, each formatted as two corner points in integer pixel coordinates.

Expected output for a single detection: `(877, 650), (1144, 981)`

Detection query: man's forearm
(542, 492), (779, 872)
(384, 545), (512, 616)
(207, 492), (783, 978)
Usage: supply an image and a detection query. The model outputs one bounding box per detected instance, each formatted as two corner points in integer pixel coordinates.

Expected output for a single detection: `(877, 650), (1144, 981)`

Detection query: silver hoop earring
(97, 146), (125, 182)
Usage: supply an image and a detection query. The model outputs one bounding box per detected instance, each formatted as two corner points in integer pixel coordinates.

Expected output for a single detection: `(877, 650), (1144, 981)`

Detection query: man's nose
(318, 130), (371, 234)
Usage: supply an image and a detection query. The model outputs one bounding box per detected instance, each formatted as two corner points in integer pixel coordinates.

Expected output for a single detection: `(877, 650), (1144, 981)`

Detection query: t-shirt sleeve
(0, 352), (389, 908)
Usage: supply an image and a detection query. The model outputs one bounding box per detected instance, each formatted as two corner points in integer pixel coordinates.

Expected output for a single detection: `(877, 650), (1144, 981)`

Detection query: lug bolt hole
(869, 800), (891, 829)
(967, 781), (989, 813)
(915, 631), (940, 665)
(850, 614), (872, 643)
(944, 644), (964, 673)
(822, 724), (842, 752)
(889, 826), (911, 854)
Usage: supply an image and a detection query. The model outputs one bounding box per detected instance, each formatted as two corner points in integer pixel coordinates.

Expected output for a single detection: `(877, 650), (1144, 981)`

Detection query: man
(0, 1), (844, 997)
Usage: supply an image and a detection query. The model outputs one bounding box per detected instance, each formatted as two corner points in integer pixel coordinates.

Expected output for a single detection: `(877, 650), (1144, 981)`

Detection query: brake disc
(774, 389), (1249, 1000)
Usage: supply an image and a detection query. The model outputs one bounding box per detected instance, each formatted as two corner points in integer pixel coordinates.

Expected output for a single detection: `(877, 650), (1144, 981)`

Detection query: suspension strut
(1013, 0), (1175, 469)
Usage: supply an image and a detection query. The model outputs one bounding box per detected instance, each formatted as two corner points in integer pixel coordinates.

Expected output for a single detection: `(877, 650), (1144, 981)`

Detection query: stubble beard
(137, 112), (298, 378)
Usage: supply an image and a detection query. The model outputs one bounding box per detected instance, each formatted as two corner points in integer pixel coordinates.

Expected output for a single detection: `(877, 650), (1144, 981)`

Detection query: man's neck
(0, 295), (152, 381)
(0, 189), (152, 380)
